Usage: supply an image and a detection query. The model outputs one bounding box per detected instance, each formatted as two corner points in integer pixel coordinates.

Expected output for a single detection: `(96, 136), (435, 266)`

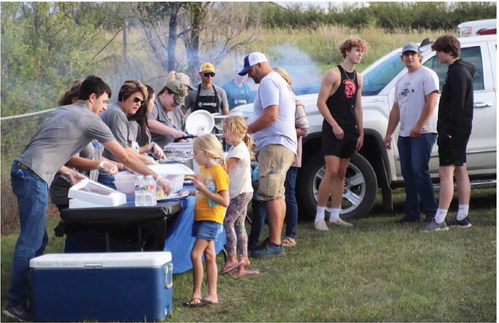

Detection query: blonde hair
(273, 67), (292, 86)
(222, 115), (254, 157)
(193, 134), (226, 169)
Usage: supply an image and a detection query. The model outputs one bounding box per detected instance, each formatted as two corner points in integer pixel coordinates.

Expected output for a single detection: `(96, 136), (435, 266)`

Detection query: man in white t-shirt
(239, 52), (296, 257)
(384, 42), (440, 224)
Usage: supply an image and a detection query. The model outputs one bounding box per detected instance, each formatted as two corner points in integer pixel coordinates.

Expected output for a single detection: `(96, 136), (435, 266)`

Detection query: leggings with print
(224, 192), (253, 257)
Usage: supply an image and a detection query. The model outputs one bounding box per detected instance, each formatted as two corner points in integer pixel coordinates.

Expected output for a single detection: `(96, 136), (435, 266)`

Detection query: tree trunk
(167, 3), (182, 71)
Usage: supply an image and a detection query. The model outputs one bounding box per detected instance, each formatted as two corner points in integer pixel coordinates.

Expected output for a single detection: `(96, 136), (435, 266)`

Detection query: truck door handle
(474, 102), (493, 108)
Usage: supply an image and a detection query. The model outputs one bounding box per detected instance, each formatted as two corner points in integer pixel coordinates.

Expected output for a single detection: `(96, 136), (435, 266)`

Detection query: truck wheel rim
(313, 163), (367, 214)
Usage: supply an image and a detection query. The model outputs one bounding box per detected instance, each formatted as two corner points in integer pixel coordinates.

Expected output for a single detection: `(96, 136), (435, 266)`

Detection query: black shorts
(437, 132), (470, 166)
(322, 131), (358, 158)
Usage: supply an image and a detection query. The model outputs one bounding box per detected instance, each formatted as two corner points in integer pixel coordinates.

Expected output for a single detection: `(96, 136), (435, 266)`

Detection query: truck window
(423, 46), (484, 91)
(363, 52), (405, 96)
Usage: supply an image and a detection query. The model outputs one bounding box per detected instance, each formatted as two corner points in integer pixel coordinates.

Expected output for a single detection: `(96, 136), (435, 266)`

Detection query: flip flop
(183, 298), (207, 307)
(221, 261), (244, 274)
(201, 299), (216, 305)
(236, 269), (260, 276)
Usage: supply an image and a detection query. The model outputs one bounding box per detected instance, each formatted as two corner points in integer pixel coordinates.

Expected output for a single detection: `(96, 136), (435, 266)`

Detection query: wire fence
(1, 109), (56, 235)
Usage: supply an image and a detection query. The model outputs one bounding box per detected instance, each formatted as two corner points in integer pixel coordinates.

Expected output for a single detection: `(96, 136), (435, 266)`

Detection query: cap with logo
(163, 80), (186, 105)
(238, 52), (268, 76)
(402, 42), (420, 54)
(199, 62), (216, 74)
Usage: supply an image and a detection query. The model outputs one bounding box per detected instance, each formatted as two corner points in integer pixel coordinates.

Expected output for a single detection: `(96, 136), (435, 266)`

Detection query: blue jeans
(248, 199), (266, 251)
(7, 161), (49, 308)
(284, 167), (299, 238)
(397, 134), (438, 219)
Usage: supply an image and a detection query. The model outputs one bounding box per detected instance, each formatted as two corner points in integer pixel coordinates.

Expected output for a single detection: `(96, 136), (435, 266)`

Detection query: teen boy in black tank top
(315, 38), (368, 231)
(322, 64), (360, 140)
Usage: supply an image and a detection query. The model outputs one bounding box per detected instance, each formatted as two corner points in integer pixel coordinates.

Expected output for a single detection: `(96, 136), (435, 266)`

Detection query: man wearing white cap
(184, 62), (229, 115)
(239, 52), (296, 257)
(384, 42), (439, 225)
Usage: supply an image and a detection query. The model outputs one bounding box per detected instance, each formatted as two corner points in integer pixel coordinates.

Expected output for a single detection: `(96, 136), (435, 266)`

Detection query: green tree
(1, 2), (128, 116)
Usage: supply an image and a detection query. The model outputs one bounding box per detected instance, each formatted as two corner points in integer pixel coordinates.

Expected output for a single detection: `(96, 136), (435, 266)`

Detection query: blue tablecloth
(163, 193), (226, 274)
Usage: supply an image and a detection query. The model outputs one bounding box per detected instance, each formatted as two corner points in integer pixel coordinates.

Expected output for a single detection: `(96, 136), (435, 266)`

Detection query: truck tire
(296, 152), (378, 220)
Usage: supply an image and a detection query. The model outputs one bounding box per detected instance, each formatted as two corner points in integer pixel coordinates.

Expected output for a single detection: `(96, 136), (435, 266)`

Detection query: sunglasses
(132, 97), (145, 105)
(203, 73), (215, 77)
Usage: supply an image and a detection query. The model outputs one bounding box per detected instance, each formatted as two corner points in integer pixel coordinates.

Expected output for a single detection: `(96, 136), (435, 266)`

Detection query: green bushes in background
(258, 2), (496, 30)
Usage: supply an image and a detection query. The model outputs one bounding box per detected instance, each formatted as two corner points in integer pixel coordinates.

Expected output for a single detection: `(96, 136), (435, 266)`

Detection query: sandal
(183, 298), (208, 307)
(236, 269), (260, 276)
(221, 261), (244, 274)
(282, 237), (297, 247)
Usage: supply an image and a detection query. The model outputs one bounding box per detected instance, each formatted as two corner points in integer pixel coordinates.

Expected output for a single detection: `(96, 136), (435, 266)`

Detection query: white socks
(434, 208), (448, 224)
(435, 205), (469, 223)
(315, 206), (327, 222)
(328, 208), (341, 222)
(456, 205), (469, 220)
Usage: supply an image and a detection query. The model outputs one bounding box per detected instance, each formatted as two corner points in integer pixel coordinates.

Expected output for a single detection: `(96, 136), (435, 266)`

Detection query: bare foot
(202, 295), (218, 304)
(238, 257), (251, 272)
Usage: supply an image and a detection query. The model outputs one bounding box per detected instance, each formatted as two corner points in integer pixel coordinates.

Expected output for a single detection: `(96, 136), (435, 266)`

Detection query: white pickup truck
(232, 34), (496, 220)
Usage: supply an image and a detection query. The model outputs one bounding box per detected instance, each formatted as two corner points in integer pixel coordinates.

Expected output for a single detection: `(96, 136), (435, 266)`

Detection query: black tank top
(325, 65), (359, 134)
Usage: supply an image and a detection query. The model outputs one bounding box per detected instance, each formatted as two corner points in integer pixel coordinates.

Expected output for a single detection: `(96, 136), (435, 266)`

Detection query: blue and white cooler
(29, 252), (173, 322)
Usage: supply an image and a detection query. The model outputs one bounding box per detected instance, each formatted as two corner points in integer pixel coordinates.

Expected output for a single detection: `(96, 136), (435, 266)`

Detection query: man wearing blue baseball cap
(384, 42), (440, 225)
(239, 52), (297, 257)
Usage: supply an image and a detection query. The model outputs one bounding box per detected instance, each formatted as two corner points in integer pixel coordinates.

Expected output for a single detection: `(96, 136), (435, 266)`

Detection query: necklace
(341, 65), (356, 82)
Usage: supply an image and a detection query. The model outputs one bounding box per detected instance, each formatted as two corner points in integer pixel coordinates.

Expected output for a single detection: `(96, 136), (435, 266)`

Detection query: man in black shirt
(421, 35), (476, 232)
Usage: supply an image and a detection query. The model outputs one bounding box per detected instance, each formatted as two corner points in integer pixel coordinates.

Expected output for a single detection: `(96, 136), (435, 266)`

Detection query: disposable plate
(185, 110), (215, 135)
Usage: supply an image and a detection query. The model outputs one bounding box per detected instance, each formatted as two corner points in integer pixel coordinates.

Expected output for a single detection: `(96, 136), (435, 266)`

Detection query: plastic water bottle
(206, 177), (218, 207)
(134, 175), (145, 206)
(144, 175), (157, 206)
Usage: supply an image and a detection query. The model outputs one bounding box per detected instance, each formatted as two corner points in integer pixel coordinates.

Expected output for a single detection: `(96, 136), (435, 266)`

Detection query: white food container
(68, 179), (126, 208)
(115, 163), (195, 200)
(148, 163), (195, 192)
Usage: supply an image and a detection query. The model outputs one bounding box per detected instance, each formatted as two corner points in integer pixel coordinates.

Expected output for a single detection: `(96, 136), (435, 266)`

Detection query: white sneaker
(314, 219), (329, 231)
(329, 218), (353, 227)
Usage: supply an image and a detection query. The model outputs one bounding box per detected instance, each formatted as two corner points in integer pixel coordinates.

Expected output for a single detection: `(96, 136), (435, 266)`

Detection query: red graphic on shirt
(343, 79), (356, 99)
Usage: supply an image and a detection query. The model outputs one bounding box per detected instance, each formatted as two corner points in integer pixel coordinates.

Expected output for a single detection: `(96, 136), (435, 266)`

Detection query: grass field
(1, 188), (496, 322)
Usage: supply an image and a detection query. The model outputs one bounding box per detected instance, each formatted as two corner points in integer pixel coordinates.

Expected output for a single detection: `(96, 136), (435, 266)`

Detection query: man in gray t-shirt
(183, 62), (229, 115)
(5, 76), (172, 320)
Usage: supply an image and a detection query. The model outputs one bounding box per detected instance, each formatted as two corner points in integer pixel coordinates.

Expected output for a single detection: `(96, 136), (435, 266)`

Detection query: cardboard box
(30, 252), (173, 322)
(68, 178), (126, 207)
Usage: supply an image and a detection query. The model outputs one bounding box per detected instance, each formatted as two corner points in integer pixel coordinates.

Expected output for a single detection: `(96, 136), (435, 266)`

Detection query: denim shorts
(192, 220), (223, 241)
